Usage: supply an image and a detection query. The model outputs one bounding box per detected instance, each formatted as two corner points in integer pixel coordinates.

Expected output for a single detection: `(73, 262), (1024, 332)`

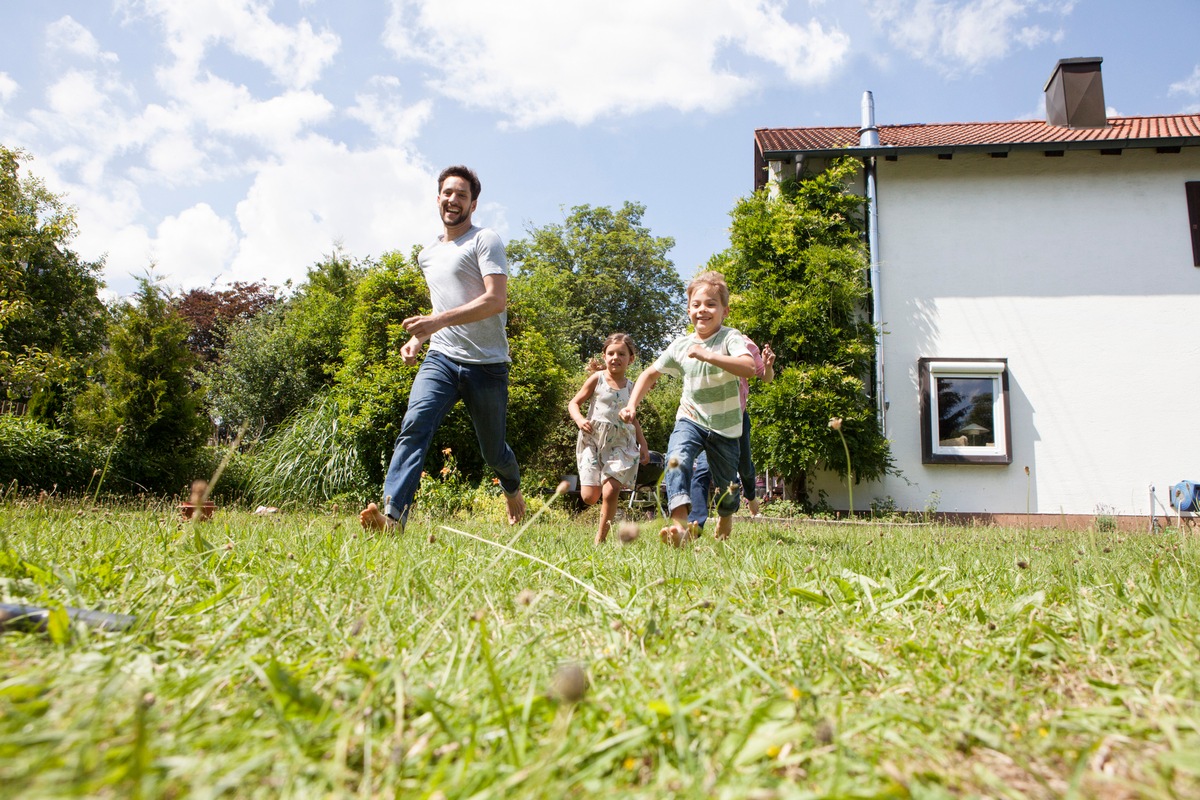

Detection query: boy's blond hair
(686, 270), (730, 307)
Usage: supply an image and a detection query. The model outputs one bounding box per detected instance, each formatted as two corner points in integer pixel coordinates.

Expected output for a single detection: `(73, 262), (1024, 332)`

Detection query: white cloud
(46, 15), (119, 63)
(870, 0), (1074, 74)
(347, 76), (434, 147)
(383, 0), (850, 127)
(127, 0), (340, 89)
(1169, 65), (1200, 112)
(0, 72), (19, 104)
(230, 136), (438, 287)
(150, 204), (239, 288)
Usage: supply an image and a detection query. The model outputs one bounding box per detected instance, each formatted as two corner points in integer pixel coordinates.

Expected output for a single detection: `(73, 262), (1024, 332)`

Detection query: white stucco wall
(809, 147), (1200, 517)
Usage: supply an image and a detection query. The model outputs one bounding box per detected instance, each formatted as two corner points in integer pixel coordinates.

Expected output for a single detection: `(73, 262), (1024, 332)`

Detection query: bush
(0, 416), (102, 493)
(245, 394), (372, 508)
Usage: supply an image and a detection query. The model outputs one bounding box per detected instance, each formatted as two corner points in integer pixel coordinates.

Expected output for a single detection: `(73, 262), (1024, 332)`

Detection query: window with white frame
(919, 358), (1011, 465)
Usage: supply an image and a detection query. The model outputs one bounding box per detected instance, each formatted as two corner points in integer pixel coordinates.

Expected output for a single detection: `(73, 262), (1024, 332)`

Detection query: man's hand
(400, 336), (423, 366)
(402, 313), (442, 342)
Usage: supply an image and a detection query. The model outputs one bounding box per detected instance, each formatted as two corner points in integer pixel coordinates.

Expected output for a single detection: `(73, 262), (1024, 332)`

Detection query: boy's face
(688, 284), (727, 340)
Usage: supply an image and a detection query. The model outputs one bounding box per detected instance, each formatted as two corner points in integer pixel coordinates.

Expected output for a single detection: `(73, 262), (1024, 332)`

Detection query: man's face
(438, 175), (476, 228)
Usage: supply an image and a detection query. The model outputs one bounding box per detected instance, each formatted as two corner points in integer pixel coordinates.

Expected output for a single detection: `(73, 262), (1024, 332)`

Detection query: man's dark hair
(438, 165), (482, 201)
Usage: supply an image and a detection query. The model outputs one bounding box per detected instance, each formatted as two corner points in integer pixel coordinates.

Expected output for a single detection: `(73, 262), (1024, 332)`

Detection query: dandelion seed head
(550, 663), (589, 703)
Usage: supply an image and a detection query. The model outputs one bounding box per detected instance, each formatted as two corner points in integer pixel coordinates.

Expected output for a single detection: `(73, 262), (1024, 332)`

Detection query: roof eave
(758, 136), (1200, 161)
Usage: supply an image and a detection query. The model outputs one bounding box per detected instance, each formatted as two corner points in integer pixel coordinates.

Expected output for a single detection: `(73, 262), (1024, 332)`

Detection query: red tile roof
(755, 114), (1200, 156)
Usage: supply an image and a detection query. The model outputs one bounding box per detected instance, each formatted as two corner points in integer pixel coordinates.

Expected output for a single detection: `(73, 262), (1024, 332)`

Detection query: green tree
(205, 251), (364, 435)
(72, 278), (209, 492)
(507, 202), (685, 363)
(717, 157), (891, 502)
(0, 146), (105, 414)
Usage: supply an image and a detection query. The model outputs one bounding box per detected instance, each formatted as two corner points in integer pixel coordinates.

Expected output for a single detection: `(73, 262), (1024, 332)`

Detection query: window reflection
(936, 376), (994, 447)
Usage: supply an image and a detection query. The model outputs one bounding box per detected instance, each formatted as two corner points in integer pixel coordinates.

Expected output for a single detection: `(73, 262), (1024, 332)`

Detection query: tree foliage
(173, 280), (277, 366)
(507, 202), (685, 363)
(71, 278), (209, 491)
(205, 252), (365, 435)
(0, 146), (105, 405)
(717, 157), (891, 499)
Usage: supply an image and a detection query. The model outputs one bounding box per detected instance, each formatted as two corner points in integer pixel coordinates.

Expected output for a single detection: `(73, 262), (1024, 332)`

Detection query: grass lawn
(2, 496), (1199, 799)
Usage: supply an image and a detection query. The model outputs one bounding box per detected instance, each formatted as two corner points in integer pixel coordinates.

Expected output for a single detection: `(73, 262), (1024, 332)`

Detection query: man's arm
(401, 273), (508, 342)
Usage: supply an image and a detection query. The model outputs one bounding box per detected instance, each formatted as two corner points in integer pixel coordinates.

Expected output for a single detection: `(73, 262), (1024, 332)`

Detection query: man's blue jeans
(381, 350), (520, 524)
(664, 418), (741, 520)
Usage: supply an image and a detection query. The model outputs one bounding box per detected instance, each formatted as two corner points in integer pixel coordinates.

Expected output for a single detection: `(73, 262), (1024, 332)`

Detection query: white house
(753, 58), (1200, 528)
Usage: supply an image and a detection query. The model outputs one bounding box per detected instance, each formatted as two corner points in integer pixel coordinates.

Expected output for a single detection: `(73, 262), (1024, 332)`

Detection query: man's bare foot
(660, 523), (688, 547)
(505, 490), (526, 525)
(359, 502), (398, 531)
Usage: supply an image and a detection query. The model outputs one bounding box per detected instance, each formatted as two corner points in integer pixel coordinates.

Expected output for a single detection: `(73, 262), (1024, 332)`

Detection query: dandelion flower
(828, 417), (843, 431)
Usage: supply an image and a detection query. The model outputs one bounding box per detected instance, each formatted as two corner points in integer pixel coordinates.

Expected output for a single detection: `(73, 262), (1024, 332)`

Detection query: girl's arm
(761, 343), (776, 383)
(619, 366), (660, 423)
(686, 347), (757, 379)
(568, 373), (600, 432)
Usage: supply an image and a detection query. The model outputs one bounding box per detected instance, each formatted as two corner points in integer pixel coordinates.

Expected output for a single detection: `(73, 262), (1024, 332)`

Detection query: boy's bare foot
(359, 502), (398, 531)
(660, 523), (688, 547)
(505, 490), (526, 525)
(715, 515), (733, 540)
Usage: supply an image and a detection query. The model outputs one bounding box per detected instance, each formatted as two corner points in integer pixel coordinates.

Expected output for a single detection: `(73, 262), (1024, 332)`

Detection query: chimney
(1044, 57), (1107, 129)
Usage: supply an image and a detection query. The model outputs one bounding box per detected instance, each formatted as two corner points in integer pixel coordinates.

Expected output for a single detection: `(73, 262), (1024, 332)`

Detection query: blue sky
(2, 1), (1198, 299)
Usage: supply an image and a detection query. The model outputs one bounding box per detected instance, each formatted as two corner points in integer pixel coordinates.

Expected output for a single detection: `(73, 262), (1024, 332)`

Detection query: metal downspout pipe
(859, 91), (886, 437)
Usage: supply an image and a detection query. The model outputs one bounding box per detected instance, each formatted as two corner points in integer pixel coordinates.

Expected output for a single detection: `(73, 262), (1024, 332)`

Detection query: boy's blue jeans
(381, 350), (520, 524)
(689, 409), (756, 527)
(664, 418), (741, 519)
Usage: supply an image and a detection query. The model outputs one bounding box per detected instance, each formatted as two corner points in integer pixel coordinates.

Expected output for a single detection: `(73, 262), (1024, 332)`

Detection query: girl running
(568, 333), (650, 543)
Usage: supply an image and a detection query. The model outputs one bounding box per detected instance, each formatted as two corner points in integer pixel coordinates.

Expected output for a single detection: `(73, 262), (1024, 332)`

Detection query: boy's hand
(685, 344), (709, 362)
(762, 343), (775, 369)
(619, 406), (637, 424)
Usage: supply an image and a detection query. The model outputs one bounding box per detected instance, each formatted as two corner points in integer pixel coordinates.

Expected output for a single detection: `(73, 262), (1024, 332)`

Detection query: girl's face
(604, 342), (634, 374)
(688, 283), (728, 339)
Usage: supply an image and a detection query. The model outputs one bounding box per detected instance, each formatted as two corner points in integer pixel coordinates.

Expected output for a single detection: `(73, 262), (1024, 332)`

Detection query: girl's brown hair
(587, 333), (638, 373)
